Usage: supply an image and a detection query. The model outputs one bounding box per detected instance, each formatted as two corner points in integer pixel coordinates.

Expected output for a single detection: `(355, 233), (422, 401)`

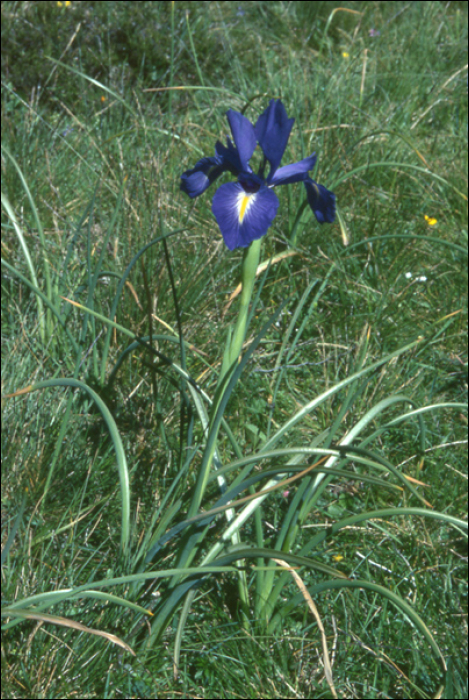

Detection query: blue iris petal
(255, 99), (295, 180)
(180, 155), (227, 198)
(226, 109), (257, 172)
(215, 138), (244, 175)
(269, 154), (317, 187)
(212, 182), (279, 251)
(304, 179), (336, 223)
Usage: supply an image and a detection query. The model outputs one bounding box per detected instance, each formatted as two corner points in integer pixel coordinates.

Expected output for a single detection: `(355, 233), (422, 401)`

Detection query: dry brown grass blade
(5, 610), (135, 656)
(273, 558), (338, 700)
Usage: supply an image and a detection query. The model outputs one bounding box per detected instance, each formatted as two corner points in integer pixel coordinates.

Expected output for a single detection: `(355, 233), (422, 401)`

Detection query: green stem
(219, 238), (262, 386)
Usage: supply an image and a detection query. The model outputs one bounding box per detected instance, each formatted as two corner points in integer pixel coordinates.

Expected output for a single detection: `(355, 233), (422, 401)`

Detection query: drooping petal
(255, 99), (294, 180)
(304, 178), (336, 223)
(226, 109), (257, 172)
(180, 155), (228, 198)
(212, 181), (279, 250)
(268, 154), (317, 187)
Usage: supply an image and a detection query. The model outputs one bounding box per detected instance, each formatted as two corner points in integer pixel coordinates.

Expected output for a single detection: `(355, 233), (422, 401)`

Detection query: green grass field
(1, 2), (467, 698)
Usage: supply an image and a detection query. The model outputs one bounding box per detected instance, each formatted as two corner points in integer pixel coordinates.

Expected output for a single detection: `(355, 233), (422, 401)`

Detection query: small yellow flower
(424, 215), (437, 226)
(342, 52), (350, 59)
(332, 554), (344, 562)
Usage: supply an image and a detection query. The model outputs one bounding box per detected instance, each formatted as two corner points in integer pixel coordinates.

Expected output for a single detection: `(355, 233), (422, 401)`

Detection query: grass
(1, 1), (468, 698)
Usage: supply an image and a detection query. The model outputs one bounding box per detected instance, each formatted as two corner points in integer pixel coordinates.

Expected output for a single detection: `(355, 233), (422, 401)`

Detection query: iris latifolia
(179, 102), (336, 547)
(157, 102), (337, 635)
(180, 98), (336, 251)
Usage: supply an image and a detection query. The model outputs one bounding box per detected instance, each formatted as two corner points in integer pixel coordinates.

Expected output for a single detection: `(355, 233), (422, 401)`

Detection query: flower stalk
(219, 237), (261, 386)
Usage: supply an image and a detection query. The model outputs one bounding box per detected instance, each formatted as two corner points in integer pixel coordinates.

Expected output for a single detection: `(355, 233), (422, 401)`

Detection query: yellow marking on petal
(239, 194), (250, 223)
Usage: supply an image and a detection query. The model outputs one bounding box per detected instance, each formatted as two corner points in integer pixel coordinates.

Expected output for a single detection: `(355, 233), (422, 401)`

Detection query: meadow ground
(1, 2), (468, 698)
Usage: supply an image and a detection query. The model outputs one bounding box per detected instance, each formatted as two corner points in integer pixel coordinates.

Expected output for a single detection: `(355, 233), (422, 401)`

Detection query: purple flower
(180, 99), (336, 251)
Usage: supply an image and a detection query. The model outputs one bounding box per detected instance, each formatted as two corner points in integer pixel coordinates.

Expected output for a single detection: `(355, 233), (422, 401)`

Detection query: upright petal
(212, 181), (279, 250)
(304, 178), (336, 223)
(180, 155), (228, 198)
(268, 154), (317, 187)
(255, 99), (294, 180)
(215, 137), (244, 175)
(226, 109), (257, 172)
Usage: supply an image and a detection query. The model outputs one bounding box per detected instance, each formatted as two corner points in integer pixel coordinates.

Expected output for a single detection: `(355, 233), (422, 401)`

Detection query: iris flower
(180, 99), (336, 251)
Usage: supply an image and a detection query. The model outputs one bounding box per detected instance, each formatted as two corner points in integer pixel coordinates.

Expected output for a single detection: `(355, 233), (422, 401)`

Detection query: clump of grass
(2, 1), (467, 698)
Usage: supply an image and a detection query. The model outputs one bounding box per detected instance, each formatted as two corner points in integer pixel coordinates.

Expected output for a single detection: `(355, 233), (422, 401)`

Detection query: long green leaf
(7, 379), (131, 558)
(260, 339), (424, 454)
(271, 578), (447, 674)
(331, 160), (467, 201)
(304, 507), (467, 554)
(1, 565), (246, 632)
